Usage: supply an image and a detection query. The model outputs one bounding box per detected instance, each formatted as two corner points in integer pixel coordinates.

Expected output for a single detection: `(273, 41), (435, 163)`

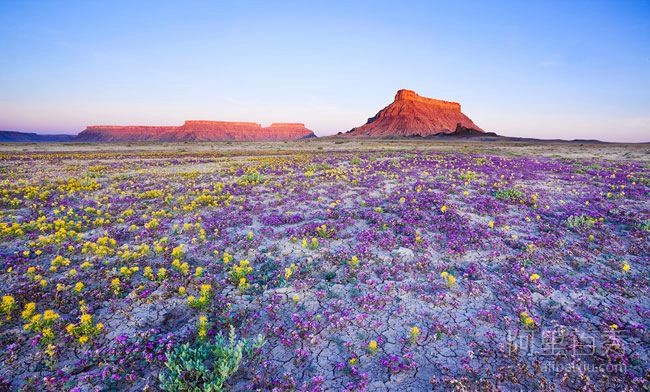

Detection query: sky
(0, 0), (649, 142)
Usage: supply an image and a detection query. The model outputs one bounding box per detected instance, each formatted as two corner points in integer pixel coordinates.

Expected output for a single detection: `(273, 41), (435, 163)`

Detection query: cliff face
(347, 89), (484, 137)
(75, 121), (315, 142)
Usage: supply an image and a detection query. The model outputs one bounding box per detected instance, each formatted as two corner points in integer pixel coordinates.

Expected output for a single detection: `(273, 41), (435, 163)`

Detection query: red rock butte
(75, 120), (315, 142)
(347, 89), (484, 137)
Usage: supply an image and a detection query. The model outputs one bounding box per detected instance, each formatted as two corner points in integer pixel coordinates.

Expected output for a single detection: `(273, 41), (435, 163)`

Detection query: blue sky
(0, 0), (648, 141)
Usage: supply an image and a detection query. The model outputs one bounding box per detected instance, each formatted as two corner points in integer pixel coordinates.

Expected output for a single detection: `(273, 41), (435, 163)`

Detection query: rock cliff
(347, 89), (484, 137)
(75, 121), (315, 142)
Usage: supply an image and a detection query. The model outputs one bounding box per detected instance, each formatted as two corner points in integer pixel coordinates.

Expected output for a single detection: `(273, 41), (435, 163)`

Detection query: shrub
(494, 188), (524, 201)
(237, 171), (264, 186)
(566, 215), (597, 229)
(159, 326), (265, 391)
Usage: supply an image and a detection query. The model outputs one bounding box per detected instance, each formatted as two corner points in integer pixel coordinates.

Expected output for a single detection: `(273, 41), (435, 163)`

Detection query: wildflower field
(0, 141), (648, 390)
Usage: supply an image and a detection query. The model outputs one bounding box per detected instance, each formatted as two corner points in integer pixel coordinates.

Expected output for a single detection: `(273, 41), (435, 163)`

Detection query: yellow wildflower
(622, 261), (630, 272)
(80, 314), (92, 325)
(520, 312), (536, 329)
(409, 326), (421, 343)
(194, 266), (204, 277)
(22, 302), (36, 320)
(1, 295), (16, 319)
(368, 340), (378, 353)
(43, 310), (60, 322)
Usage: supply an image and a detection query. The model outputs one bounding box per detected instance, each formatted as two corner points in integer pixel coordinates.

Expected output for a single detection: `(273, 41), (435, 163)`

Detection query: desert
(0, 139), (647, 390)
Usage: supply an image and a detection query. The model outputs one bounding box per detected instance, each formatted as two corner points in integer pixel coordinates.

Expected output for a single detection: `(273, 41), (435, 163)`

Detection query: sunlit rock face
(75, 121), (315, 142)
(347, 89), (484, 137)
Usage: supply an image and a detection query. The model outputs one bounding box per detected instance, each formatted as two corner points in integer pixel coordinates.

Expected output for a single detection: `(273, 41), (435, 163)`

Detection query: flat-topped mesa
(180, 121), (261, 131)
(394, 89), (461, 112)
(75, 120), (315, 142)
(268, 123), (307, 129)
(347, 89), (483, 138)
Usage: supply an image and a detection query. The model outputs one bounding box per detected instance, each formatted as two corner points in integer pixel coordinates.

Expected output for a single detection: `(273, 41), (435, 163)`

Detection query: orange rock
(347, 89), (483, 137)
(76, 121), (315, 142)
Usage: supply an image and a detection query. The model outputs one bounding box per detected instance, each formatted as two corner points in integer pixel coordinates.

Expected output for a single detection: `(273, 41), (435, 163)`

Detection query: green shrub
(307, 163), (332, 171)
(494, 188), (524, 201)
(639, 220), (650, 232)
(458, 170), (478, 181)
(159, 326), (265, 392)
(237, 171), (264, 186)
(566, 215), (597, 229)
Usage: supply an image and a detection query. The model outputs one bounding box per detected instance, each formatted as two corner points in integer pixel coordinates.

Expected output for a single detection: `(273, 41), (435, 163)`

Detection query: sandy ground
(1, 138), (648, 161)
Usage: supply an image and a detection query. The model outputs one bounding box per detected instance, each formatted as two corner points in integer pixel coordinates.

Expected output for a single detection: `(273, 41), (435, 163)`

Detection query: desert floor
(0, 139), (648, 391)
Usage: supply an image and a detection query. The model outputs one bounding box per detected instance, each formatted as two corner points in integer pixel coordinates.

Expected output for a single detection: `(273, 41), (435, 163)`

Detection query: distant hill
(347, 89), (487, 137)
(0, 130), (75, 142)
(75, 121), (316, 142)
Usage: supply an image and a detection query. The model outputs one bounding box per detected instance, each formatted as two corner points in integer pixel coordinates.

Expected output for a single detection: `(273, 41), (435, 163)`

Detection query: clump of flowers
(119, 265), (139, 278)
(347, 256), (360, 269)
(170, 244), (186, 259)
(302, 237), (319, 250)
(1, 295), (16, 321)
(284, 263), (297, 281)
(622, 261), (631, 272)
(23, 308), (60, 335)
(440, 271), (456, 288)
(21, 302), (36, 320)
(49, 255), (71, 271)
(66, 305), (104, 345)
(368, 339), (378, 354)
(197, 315), (210, 340)
(74, 282), (85, 293)
(188, 284), (213, 311)
(230, 260), (253, 292)
(144, 217), (160, 230)
(171, 259), (190, 275)
(111, 278), (121, 296)
(157, 267), (169, 281)
(194, 266), (205, 277)
(529, 273), (541, 282)
(143, 266), (155, 280)
(519, 312), (536, 329)
(316, 224), (334, 238)
(409, 326), (421, 344)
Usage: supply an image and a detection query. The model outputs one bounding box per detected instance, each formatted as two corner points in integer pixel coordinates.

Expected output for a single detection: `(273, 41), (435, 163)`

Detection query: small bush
(494, 188), (524, 201)
(237, 171), (264, 186)
(566, 215), (597, 229)
(159, 326), (265, 391)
